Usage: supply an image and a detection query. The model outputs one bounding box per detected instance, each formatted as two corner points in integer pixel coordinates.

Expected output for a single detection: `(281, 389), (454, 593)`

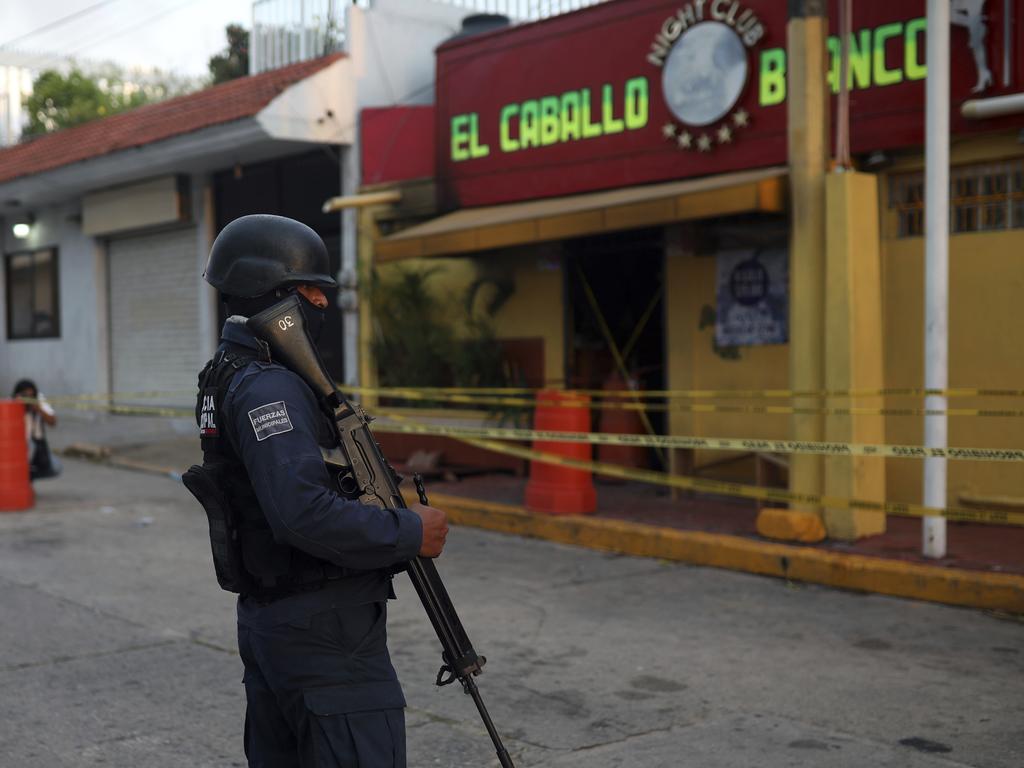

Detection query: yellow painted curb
(430, 491), (1024, 614)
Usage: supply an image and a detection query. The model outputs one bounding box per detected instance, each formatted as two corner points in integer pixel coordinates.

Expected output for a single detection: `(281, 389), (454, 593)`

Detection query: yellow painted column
(823, 172), (887, 539)
(758, 1), (829, 543)
(357, 206), (379, 409)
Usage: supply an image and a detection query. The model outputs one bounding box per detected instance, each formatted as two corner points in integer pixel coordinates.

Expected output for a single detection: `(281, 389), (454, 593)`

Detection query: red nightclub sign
(435, 0), (1023, 209)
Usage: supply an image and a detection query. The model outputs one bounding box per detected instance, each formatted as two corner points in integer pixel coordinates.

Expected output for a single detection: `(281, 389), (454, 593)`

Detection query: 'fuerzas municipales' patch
(248, 401), (293, 441)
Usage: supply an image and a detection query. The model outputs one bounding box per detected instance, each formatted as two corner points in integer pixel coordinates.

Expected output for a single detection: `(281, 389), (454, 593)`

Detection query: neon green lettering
(759, 48), (786, 106)
(873, 22), (904, 86)
(468, 113), (490, 158)
(499, 104), (519, 152)
(560, 91), (581, 141)
(540, 96), (561, 145)
(520, 100), (540, 148)
(624, 77), (649, 130)
(601, 83), (624, 134)
(580, 88), (603, 138)
(905, 17), (927, 80)
(450, 114), (471, 162)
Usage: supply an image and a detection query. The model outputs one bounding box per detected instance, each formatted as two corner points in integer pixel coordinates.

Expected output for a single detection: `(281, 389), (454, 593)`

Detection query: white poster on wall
(715, 248), (789, 347)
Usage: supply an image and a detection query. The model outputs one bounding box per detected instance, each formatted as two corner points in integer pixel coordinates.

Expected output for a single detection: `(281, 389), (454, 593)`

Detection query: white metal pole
(923, 0), (949, 558)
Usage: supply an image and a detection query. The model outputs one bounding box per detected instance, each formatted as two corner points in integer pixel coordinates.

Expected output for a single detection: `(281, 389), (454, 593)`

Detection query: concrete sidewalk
(43, 411), (1024, 614)
(3, 452), (1023, 767)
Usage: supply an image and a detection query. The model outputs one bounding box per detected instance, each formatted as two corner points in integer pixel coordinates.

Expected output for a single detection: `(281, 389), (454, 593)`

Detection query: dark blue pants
(237, 601), (407, 767)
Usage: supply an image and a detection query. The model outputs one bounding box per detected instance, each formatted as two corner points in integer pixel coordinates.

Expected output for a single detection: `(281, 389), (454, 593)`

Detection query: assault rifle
(247, 295), (515, 768)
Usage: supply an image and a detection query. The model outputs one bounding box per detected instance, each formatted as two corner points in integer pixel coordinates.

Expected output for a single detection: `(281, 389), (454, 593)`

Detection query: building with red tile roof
(0, 54), (344, 187)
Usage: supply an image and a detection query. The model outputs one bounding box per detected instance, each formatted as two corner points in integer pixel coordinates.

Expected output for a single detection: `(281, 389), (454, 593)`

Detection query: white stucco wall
(0, 204), (105, 399)
(349, 0), (466, 110)
(336, 0), (466, 384)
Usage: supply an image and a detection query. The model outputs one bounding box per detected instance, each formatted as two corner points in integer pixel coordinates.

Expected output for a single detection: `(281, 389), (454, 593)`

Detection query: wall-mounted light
(11, 212), (34, 239)
(863, 150), (891, 170)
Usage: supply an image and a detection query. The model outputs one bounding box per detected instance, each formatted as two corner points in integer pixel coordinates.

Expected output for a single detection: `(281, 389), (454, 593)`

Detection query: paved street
(0, 456), (1022, 768)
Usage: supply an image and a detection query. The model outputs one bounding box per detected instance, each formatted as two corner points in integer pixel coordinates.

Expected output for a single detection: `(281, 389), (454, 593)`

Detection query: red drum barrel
(0, 400), (33, 511)
(525, 390), (597, 515)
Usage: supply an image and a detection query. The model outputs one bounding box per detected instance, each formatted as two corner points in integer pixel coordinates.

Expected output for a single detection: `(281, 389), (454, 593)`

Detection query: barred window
(5, 248), (60, 340)
(889, 160), (1024, 237)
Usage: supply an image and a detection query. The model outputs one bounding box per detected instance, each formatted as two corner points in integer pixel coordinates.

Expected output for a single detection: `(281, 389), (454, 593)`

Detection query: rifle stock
(248, 296), (515, 768)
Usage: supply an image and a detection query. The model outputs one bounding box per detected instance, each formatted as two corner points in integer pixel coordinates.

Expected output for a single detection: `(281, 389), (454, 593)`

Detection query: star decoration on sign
(663, 107), (753, 154)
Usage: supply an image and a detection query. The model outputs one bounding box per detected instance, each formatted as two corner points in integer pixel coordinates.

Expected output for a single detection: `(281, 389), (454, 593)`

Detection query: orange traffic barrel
(525, 389), (596, 515)
(0, 400), (33, 511)
(596, 372), (648, 471)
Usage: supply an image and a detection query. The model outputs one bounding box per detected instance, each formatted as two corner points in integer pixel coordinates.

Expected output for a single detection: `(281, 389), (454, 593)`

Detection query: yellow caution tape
(27, 391), (194, 403)
(54, 401), (193, 418)
(371, 418), (1024, 463)
(345, 384), (1024, 400)
(364, 390), (1024, 418)
(444, 434), (1024, 528)
(28, 398), (1024, 464)
(37, 397), (1024, 526)
(37, 389), (1024, 418)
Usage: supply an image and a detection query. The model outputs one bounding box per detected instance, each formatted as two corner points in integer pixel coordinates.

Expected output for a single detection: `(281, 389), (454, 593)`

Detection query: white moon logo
(662, 21), (748, 127)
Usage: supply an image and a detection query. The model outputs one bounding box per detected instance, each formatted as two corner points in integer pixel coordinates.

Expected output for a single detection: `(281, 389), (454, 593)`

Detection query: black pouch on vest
(183, 463), (253, 594)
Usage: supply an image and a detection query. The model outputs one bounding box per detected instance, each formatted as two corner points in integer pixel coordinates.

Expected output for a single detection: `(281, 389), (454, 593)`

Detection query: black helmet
(204, 214), (337, 298)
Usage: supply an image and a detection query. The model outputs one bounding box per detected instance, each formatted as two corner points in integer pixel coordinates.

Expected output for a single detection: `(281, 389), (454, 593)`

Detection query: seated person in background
(12, 379), (59, 480)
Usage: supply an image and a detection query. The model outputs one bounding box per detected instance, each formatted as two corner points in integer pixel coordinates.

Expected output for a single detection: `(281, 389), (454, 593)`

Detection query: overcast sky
(1, 0), (255, 78)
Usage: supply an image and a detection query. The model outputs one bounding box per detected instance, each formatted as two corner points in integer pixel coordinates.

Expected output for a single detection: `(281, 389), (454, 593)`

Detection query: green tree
(209, 24), (250, 84)
(23, 69), (149, 138)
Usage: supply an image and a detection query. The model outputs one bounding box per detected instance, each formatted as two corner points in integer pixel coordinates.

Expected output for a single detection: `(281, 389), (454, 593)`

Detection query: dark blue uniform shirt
(218, 318), (423, 628)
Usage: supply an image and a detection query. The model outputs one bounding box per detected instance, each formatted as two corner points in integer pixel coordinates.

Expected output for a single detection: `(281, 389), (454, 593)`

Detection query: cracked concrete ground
(0, 456), (1021, 767)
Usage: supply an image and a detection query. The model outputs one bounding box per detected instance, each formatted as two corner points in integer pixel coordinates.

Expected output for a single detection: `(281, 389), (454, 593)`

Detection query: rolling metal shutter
(109, 228), (200, 405)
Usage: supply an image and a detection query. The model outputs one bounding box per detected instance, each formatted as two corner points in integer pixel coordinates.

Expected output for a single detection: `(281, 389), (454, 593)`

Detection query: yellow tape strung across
(442, 434), (1024, 528)
(371, 418), (1024, 463)
(54, 401), (193, 418)
(30, 391), (193, 403)
(26, 383), (1024, 409)
(361, 389), (1024, 418)
(41, 398), (1024, 526)
(36, 389), (1024, 418)
(28, 398), (1024, 464)
(345, 384), (1024, 400)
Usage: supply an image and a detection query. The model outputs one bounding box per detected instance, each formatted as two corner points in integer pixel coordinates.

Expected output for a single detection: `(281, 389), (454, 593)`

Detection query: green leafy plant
(368, 266), (527, 423)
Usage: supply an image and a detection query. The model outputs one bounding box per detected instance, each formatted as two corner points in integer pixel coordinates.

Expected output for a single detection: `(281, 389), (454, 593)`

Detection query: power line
(0, 0), (123, 50)
(66, 0), (207, 58)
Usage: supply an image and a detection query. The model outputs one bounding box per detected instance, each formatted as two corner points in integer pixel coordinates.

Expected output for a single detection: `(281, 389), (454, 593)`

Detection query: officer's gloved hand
(411, 503), (448, 558)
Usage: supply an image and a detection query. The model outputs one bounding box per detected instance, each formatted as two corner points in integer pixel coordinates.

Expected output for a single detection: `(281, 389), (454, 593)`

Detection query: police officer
(197, 214), (448, 767)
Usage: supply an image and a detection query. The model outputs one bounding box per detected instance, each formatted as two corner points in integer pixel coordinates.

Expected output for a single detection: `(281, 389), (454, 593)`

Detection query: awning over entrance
(376, 166), (787, 261)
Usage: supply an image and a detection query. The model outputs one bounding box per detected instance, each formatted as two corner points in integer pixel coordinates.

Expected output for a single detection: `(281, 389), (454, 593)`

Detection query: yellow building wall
(881, 133), (1024, 504)
(374, 247), (565, 386)
(664, 227), (790, 473)
(485, 249), (565, 386)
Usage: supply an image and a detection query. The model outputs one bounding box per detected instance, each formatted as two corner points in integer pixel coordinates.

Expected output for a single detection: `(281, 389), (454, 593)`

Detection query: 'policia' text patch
(248, 401), (293, 441)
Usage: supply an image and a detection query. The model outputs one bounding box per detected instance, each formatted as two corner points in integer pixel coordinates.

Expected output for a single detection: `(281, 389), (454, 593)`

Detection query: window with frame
(5, 248), (60, 339)
(889, 160), (1024, 237)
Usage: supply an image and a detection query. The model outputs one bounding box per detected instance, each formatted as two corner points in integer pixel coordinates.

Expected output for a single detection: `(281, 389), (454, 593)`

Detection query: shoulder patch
(199, 388), (219, 437)
(248, 401), (294, 441)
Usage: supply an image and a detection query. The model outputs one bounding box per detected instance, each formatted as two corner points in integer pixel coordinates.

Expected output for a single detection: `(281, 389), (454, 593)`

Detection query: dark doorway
(213, 148), (344, 379)
(564, 227), (665, 436)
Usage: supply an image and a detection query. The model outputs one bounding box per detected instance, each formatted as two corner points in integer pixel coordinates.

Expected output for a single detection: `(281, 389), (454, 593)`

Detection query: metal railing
(250, 0), (607, 74)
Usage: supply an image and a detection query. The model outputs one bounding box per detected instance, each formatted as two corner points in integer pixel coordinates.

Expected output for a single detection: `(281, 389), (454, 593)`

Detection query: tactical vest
(192, 346), (349, 602)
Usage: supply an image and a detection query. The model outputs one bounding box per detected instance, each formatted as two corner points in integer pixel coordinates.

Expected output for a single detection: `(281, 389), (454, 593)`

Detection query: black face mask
(297, 292), (328, 343)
